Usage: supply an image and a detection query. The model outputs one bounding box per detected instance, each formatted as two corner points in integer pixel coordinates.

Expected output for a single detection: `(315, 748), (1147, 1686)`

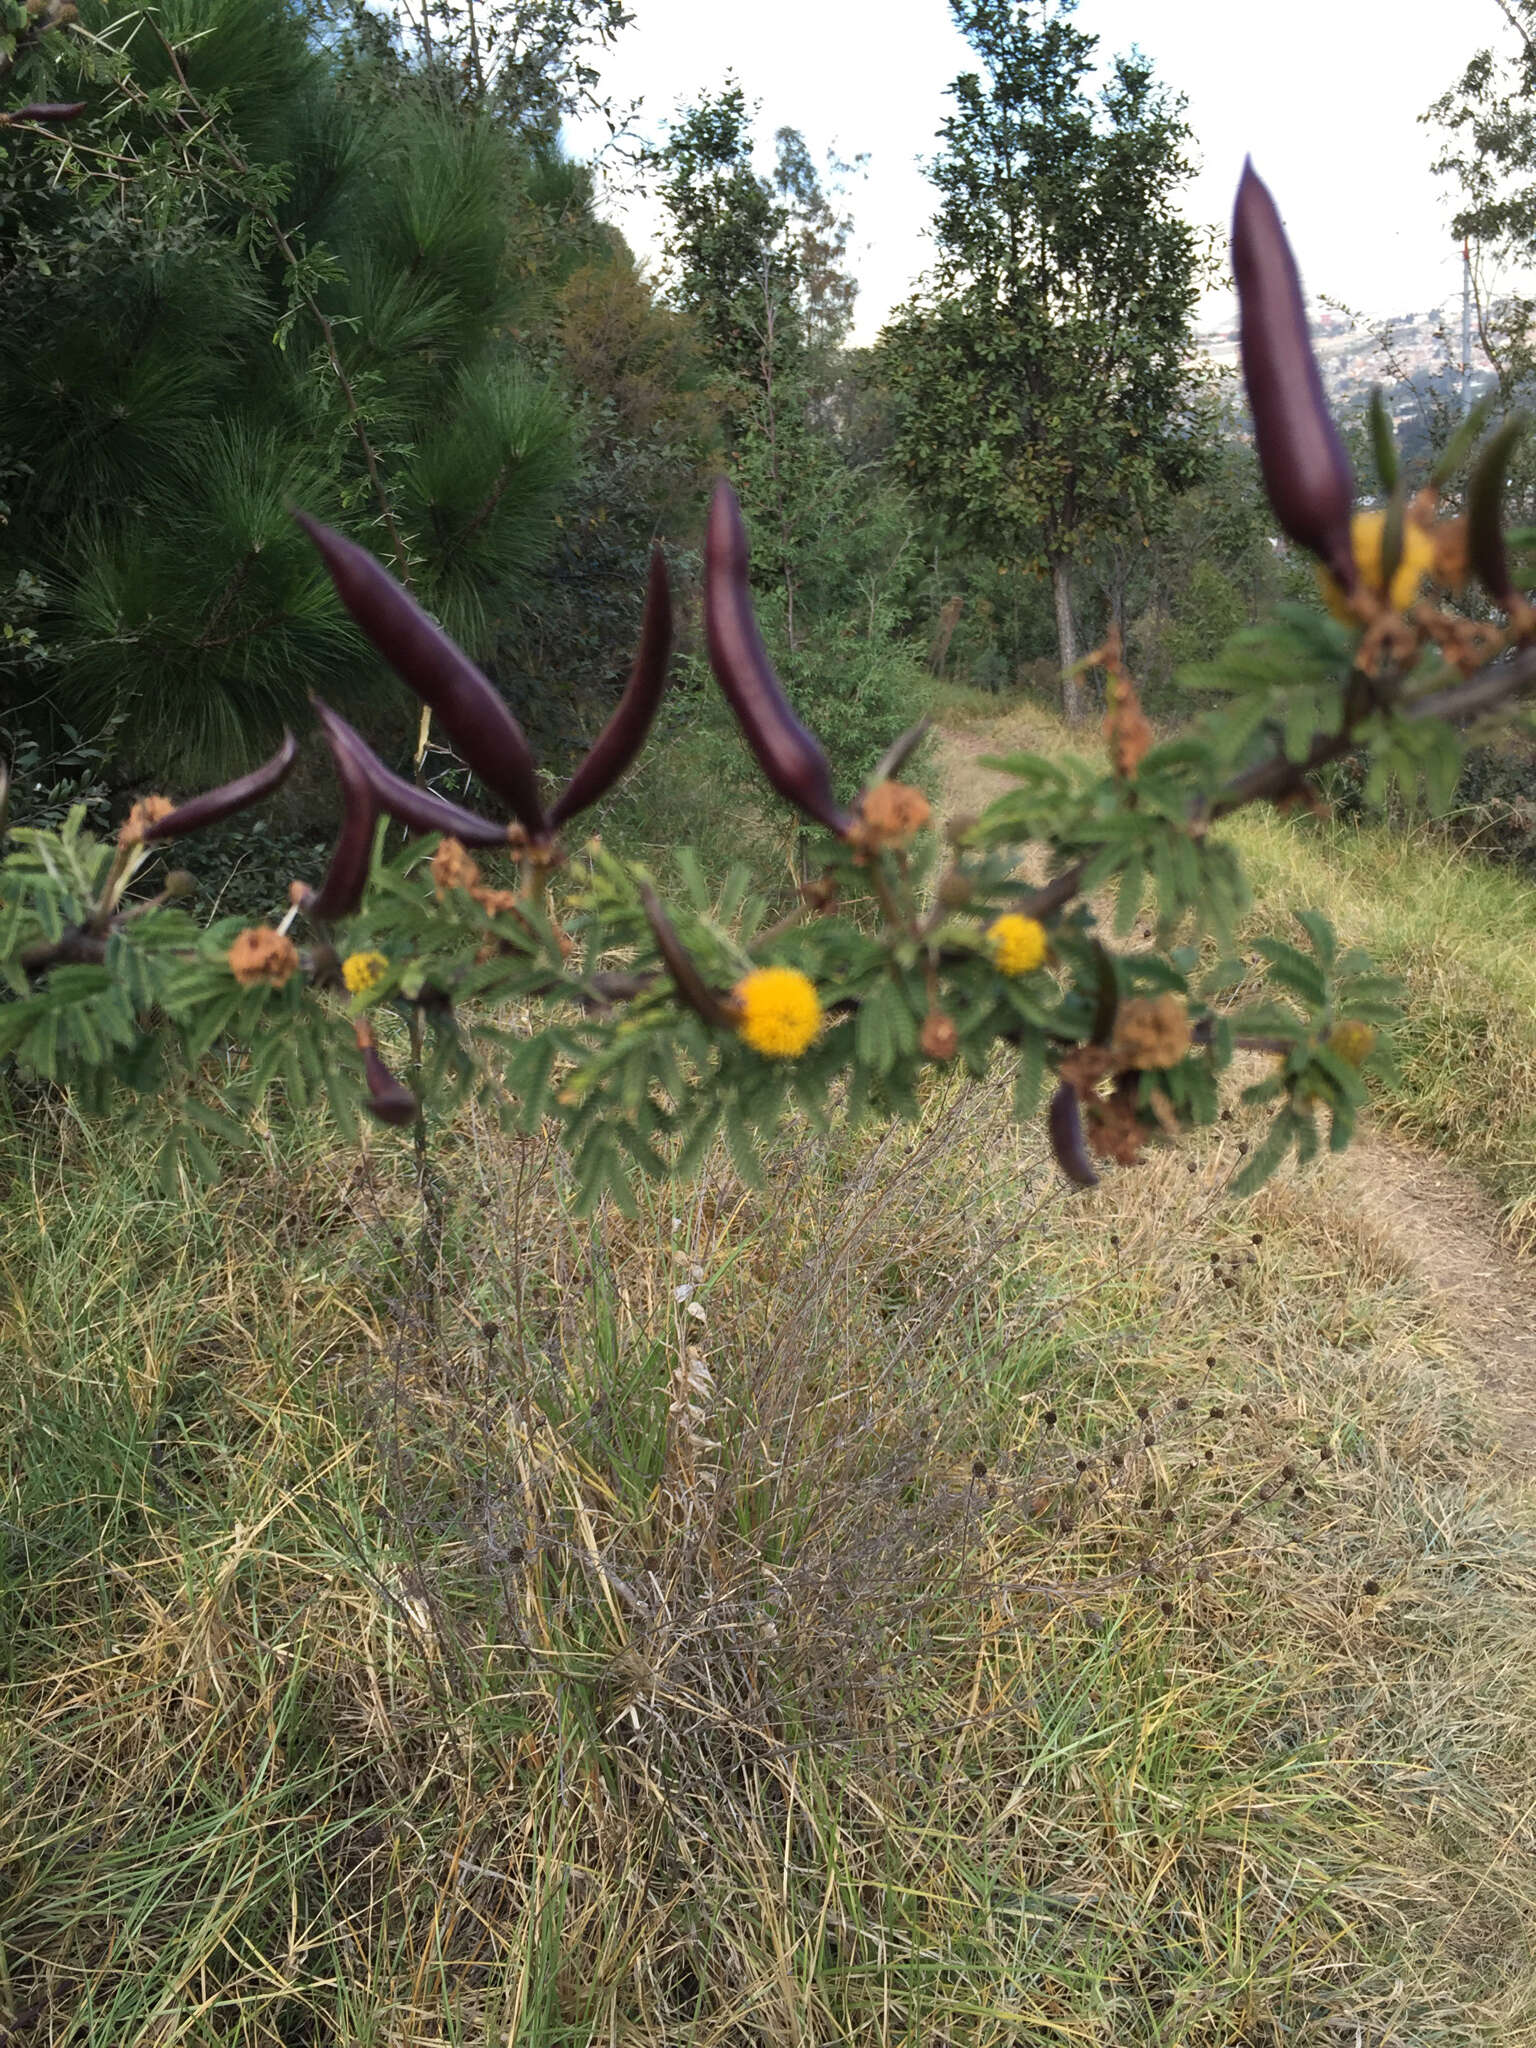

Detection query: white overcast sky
(564, 0), (1510, 344)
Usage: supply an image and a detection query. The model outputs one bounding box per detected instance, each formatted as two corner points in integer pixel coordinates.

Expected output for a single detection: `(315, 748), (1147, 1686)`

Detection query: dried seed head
(227, 925), (300, 988)
(118, 794), (175, 847)
(1112, 993), (1191, 1070)
(920, 1009), (961, 1062)
(971, 1458), (988, 1479)
(857, 778), (932, 848)
(1363, 1578), (1381, 1598)
(432, 836), (482, 898)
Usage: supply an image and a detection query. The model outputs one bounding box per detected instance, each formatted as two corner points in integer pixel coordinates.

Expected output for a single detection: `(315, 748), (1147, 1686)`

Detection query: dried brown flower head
(1058, 1043), (1117, 1097)
(920, 1009), (960, 1062)
(1086, 1094), (1146, 1166)
(471, 886), (523, 918)
(856, 779), (933, 849)
(227, 925), (299, 988)
(431, 836), (481, 898)
(1097, 633), (1154, 779)
(118, 796), (174, 847)
(1111, 994), (1191, 1071)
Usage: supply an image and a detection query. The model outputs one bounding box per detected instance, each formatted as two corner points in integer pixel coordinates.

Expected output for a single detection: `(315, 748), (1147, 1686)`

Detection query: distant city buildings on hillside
(1198, 298), (1496, 445)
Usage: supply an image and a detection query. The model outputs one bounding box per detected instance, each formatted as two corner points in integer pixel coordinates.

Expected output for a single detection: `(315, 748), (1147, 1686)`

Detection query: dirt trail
(932, 716), (1536, 1458)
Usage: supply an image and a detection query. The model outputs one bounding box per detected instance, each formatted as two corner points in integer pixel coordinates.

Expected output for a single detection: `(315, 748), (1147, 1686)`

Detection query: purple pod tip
(295, 510), (550, 839)
(362, 1044), (418, 1126)
(1232, 162), (1357, 589)
(549, 546), (673, 828)
(703, 481), (852, 838)
(139, 730), (299, 843)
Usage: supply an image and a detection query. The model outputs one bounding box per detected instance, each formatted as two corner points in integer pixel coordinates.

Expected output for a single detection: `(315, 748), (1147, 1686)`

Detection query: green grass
(3, 1071), (1535, 2044)
(1225, 809), (1536, 1248)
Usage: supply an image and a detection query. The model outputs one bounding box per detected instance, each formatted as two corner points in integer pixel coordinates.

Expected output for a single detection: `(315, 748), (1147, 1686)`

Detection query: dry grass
(3, 1059), (1535, 2044)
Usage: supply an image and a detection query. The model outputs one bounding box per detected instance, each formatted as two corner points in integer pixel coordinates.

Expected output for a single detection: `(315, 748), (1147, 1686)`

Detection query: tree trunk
(1051, 559), (1083, 723)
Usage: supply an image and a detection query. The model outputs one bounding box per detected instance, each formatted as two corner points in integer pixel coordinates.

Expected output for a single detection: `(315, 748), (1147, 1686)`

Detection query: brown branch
(1007, 640), (1536, 924)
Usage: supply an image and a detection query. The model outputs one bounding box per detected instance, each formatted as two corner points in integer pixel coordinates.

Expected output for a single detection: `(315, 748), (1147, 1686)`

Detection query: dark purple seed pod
(295, 512), (549, 839)
(1232, 162), (1357, 589)
(1467, 416), (1527, 610)
(306, 709), (379, 921)
(550, 546), (672, 828)
(310, 700), (513, 848)
(703, 480), (852, 837)
(1047, 1081), (1100, 1189)
(139, 731), (299, 842)
(639, 882), (734, 1027)
(362, 1044), (418, 1126)
(9, 102), (89, 123)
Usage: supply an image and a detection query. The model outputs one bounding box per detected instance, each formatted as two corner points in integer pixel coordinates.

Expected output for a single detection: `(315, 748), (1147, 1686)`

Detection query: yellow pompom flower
(342, 949), (389, 996)
(987, 913), (1048, 977)
(1319, 509), (1437, 622)
(733, 965), (822, 1058)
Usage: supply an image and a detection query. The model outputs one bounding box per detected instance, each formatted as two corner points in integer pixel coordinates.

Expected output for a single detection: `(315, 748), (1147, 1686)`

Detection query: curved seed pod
(362, 1043), (418, 1126)
(295, 512), (549, 839)
(703, 480), (852, 837)
(306, 709), (379, 921)
(1467, 415), (1528, 609)
(866, 716), (933, 791)
(1232, 162), (1357, 589)
(9, 102), (88, 122)
(1048, 1081), (1100, 1188)
(550, 547), (673, 828)
(140, 731), (299, 842)
(639, 881), (734, 1027)
(311, 700), (513, 848)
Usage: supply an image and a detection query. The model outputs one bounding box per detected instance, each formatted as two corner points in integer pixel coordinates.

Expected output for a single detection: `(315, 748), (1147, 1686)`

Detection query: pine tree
(1, 0), (578, 781)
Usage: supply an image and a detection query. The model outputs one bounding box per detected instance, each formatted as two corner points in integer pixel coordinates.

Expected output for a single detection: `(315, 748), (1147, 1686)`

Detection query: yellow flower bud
(732, 966), (822, 1059)
(987, 913), (1048, 977)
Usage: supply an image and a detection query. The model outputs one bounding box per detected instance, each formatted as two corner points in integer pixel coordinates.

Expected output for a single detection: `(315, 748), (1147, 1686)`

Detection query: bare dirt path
(932, 714), (1536, 1458)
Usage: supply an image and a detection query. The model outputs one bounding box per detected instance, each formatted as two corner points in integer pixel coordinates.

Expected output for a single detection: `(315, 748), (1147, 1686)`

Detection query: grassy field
(2, 703), (1535, 2044)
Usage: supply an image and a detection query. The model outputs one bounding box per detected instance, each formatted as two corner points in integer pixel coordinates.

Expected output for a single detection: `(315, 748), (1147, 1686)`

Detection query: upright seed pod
(311, 701), (514, 848)
(1232, 163), (1357, 591)
(305, 709), (380, 921)
(703, 480), (852, 837)
(295, 512), (550, 840)
(138, 731), (300, 842)
(1467, 416), (1528, 610)
(550, 547), (673, 828)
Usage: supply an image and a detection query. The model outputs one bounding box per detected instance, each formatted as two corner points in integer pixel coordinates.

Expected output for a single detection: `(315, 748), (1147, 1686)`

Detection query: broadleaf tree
(881, 0), (1208, 719)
